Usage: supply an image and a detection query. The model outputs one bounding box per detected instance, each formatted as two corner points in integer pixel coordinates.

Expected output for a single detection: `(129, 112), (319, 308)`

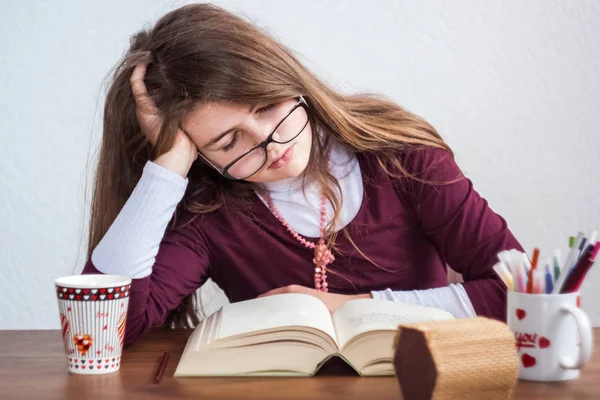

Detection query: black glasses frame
(196, 96), (310, 181)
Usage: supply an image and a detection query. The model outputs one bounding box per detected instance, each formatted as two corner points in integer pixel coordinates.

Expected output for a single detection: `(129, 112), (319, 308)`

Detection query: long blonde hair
(89, 3), (452, 327)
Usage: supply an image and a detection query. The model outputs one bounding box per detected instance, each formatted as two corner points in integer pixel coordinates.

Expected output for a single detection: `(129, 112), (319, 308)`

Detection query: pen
(153, 351), (170, 384)
(578, 237), (587, 260)
(560, 242), (600, 293)
(579, 230), (598, 262)
(553, 233), (585, 294)
(571, 231), (597, 274)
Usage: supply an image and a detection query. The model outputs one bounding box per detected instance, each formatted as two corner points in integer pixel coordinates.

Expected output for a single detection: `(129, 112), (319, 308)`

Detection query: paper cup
(507, 291), (594, 381)
(54, 274), (131, 375)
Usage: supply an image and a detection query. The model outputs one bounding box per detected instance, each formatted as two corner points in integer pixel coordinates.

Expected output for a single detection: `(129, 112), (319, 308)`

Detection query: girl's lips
(269, 145), (295, 169)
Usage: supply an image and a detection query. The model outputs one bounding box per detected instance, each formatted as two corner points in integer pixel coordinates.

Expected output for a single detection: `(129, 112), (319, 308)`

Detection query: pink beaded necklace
(263, 192), (335, 292)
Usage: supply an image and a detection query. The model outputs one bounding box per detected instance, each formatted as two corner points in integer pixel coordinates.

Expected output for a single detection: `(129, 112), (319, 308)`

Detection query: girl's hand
(258, 285), (372, 314)
(130, 63), (198, 177)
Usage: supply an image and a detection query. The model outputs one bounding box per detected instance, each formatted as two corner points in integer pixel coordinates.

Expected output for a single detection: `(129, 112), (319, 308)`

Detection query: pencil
(153, 351), (169, 384)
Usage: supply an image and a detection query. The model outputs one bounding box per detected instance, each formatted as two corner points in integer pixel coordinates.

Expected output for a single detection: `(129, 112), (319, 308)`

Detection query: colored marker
(552, 249), (561, 281)
(514, 250), (530, 274)
(526, 248), (540, 293)
(493, 262), (514, 291)
(569, 236), (576, 248)
(517, 263), (527, 293)
(545, 263), (554, 294)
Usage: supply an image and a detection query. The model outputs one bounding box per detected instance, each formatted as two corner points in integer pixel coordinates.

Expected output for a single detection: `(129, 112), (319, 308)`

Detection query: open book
(174, 293), (454, 377)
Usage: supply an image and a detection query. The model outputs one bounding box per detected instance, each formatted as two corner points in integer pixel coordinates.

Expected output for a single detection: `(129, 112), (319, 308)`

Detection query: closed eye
(220, 103), (278, 151)
(222, 132), (239, 152)
(256, 103), (276, 113)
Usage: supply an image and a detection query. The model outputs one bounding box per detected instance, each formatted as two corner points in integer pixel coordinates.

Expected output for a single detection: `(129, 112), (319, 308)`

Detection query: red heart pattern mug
(507, 291), (593, 381)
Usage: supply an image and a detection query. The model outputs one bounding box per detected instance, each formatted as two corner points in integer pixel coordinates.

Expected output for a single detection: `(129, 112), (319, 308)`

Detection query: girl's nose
(266, 141), (277, 155)
(250, 123), (271, 143)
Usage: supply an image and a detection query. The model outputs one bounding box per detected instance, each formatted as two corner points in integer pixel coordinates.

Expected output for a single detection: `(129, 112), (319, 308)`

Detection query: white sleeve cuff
(371, 283), (477, 319)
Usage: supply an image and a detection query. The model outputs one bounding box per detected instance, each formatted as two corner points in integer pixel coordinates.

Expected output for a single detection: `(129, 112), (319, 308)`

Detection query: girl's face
(182, 97), (313, 183)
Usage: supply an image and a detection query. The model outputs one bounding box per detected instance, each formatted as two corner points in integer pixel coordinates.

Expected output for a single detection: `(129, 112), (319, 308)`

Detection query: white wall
(1, 0), (599, 329)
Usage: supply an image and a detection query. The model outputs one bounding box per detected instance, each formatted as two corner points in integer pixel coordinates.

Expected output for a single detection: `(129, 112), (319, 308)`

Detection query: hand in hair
(258, 284), (372, 314)
(130, 63), (198, 177)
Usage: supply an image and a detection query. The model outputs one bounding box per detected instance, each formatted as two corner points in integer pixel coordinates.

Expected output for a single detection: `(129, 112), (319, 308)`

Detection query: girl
(82, 3), (523, 347)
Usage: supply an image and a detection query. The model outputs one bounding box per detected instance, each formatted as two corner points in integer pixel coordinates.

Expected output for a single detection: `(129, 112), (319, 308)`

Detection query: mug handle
(559, 304), (594, 369)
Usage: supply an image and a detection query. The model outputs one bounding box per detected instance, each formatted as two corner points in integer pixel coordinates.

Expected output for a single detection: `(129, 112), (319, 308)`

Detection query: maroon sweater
(82, 147), (523, 346)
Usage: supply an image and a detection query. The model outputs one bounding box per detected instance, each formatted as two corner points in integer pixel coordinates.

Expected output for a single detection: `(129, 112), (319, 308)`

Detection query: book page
(332, 298), (454, 349)
(211, 293), (337, 344)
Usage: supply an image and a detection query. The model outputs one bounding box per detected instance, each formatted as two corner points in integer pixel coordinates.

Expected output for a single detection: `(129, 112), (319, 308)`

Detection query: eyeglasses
(196, 96), (310, 181)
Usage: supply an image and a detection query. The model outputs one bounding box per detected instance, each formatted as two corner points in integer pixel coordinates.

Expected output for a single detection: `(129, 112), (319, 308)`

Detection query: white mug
(507, 291), (594, 381)
(54, 274), (131, 374)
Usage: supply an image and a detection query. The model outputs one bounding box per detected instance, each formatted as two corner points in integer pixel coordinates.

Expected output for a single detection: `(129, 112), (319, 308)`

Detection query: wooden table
(2, 328), (599, 399)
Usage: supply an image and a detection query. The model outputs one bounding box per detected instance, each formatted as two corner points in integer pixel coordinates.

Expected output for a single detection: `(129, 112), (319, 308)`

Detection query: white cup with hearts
(507, 291), (594, 381)
(54, 274), (132, 374)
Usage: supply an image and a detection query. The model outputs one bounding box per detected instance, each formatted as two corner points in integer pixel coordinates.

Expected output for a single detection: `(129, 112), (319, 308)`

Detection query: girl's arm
(391, 146), (523, 321)
(82, 161), (211, 346)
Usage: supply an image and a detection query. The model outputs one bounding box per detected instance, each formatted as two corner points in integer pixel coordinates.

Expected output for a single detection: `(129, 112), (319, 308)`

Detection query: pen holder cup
(507, 291), (593, 381)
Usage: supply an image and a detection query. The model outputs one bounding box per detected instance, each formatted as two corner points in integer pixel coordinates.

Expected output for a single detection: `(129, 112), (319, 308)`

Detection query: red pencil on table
(153, 351), (169, 384)
(527, 248), (540, 294)
(560, 242), (600, 293)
